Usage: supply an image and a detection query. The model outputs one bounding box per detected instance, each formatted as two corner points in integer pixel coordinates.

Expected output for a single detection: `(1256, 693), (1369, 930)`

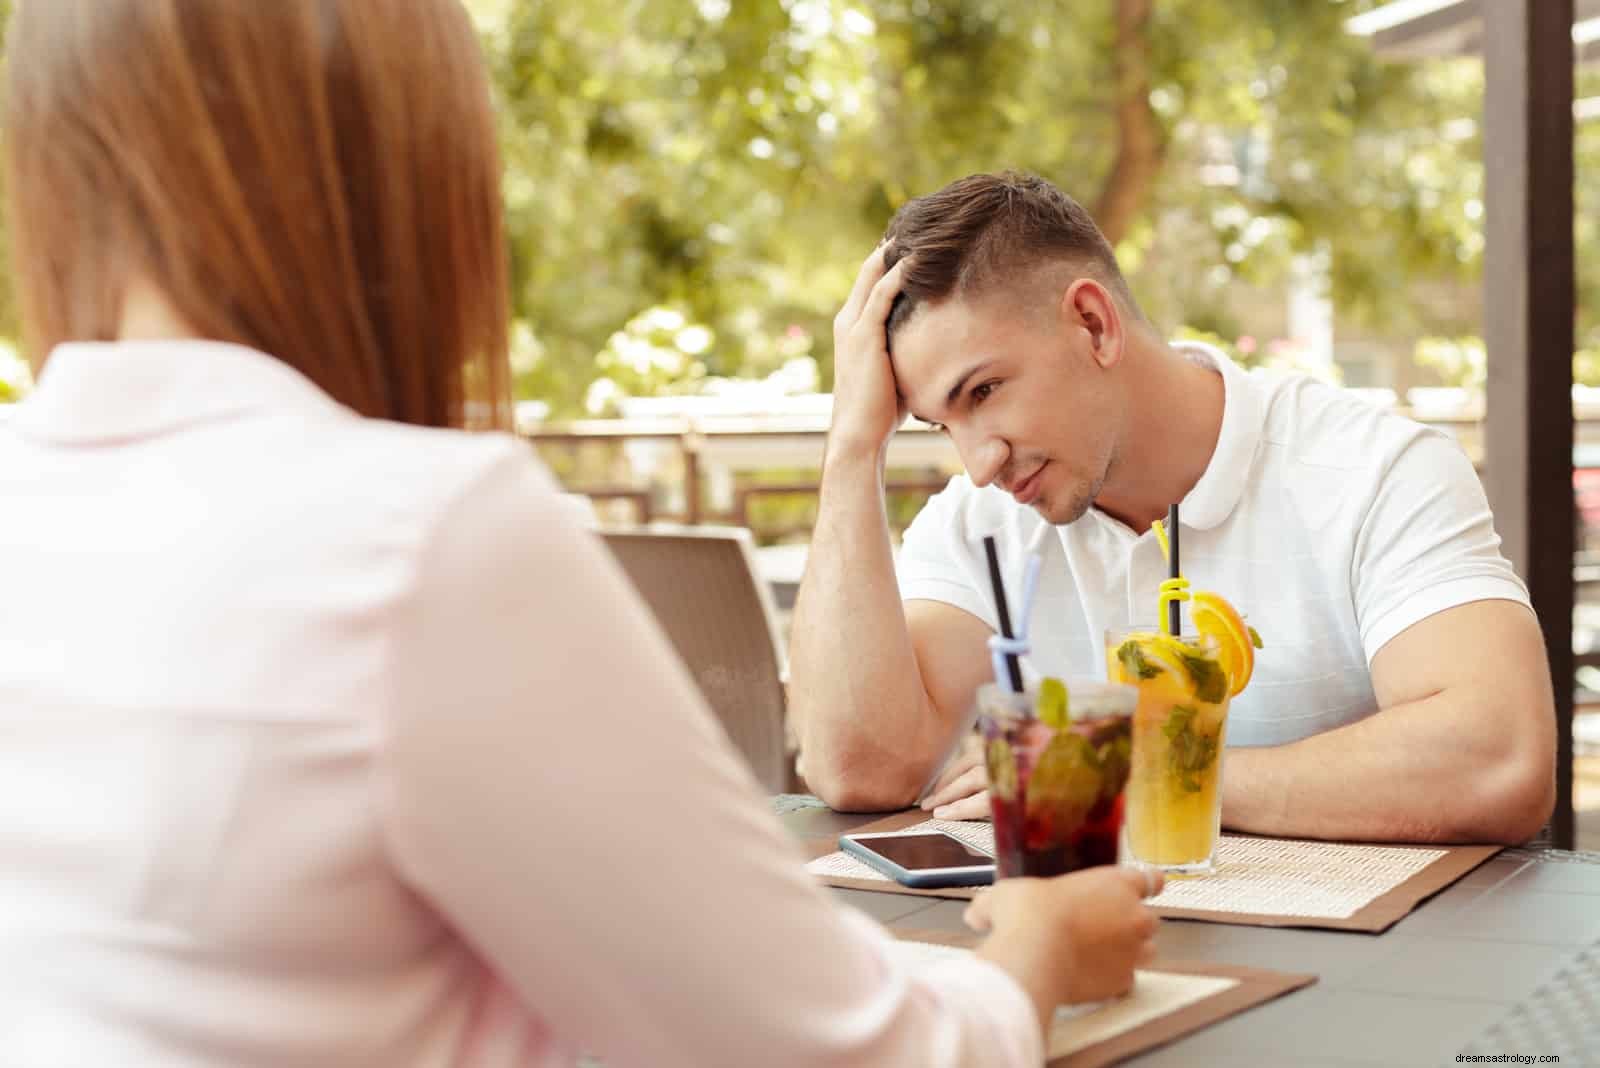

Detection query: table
(780, 804), (1600, 1066)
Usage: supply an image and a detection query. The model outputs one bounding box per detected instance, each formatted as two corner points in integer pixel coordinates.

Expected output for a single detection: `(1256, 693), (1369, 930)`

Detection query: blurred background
(0, 0), (1594, 839)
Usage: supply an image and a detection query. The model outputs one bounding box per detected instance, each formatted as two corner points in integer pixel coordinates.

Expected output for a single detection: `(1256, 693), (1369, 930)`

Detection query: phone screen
(853, 832), (994, 871)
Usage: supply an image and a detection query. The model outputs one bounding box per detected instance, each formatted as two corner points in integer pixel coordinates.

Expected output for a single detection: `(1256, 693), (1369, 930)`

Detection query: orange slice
(1190, 591), (1257, 697)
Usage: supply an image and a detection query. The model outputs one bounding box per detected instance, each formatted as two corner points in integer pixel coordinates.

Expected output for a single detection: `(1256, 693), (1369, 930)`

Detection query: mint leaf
(1025, 731), (1101, 824)
(1037, 676), (1071, 728)
(1095, 732), (1132, 803)
(1162, 704), (1197, 741)
(1116, 639), (1162, 680)
(1179, 650), (1229, 705)
(1162, 703), (1220, 792)
(986, 737), (1018, 802)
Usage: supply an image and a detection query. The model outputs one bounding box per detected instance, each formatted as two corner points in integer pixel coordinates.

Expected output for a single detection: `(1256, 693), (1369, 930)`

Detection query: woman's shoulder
(279, 417), (560, 560)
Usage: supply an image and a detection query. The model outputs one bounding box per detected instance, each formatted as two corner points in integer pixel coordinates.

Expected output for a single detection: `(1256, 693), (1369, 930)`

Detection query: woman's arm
(376, 444), (1044, 1068)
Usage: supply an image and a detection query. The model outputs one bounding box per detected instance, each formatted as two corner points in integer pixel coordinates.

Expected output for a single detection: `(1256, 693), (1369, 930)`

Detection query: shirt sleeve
(375, 444), (1042, 1068)
(896, 475), (1001, 630)
(1352, 429), (1532, 662)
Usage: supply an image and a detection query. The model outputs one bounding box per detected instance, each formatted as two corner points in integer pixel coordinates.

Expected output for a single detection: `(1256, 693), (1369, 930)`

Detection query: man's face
(891, 291), (1120, 525)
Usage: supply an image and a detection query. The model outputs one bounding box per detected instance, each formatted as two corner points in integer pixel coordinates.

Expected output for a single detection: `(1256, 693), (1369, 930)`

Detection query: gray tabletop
(779, 803), (1600, 1066)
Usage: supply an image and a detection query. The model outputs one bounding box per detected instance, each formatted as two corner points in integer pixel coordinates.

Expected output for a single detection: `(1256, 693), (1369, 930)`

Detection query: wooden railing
(523, 415), (959, 536)
(522, 407), (1600, 540)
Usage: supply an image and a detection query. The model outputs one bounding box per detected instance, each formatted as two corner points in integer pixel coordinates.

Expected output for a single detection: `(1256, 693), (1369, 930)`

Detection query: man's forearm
(1222, 690), (1554, 844)
(788, 445), (941, 810)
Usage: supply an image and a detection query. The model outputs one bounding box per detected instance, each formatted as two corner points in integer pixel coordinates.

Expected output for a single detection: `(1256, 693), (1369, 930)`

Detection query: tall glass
(976, 679), (1136, 878)
(1105, 627), (1232, 876)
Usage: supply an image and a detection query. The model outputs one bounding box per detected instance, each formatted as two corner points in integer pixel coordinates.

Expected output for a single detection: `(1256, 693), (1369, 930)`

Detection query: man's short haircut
(883, 170), (1141, 339)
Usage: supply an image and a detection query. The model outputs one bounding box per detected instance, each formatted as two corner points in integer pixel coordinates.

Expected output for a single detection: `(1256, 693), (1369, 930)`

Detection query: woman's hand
(971, 865), (1163, 1029)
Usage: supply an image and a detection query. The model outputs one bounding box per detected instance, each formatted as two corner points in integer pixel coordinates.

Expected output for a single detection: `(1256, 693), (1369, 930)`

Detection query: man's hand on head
(828, 244), (910, 461)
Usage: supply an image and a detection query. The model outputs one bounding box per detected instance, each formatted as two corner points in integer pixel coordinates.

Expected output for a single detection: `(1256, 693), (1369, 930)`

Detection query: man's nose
(958, 429), (1009, 489)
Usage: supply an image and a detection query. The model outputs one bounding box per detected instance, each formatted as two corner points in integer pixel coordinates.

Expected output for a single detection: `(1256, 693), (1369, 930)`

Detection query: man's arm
(787, 245), (993, 811)
(1223, 598), (1556, 844)
(788, 460), (993, 810)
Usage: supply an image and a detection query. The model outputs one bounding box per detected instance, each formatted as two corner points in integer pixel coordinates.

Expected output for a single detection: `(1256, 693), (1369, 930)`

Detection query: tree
(485, 0), (1501, 414)
(0, 0), (14, 347)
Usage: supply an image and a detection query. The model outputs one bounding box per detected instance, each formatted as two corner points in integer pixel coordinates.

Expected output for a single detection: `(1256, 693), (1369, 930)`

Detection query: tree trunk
(1093, 0), (1164, 246)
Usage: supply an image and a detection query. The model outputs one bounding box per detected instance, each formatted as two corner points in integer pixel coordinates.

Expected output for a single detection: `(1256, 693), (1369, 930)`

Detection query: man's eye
(972, 381), (998, 404)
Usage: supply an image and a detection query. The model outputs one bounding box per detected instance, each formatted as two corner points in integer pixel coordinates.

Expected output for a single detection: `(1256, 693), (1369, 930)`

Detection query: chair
(600, 524), (793, 792)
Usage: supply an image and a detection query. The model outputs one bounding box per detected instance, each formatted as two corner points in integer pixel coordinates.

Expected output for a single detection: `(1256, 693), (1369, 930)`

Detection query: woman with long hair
(0, 2), (1158, 1064)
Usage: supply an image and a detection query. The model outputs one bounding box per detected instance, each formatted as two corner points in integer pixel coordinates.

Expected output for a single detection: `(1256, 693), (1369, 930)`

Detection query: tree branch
(1093, 0), (1164, 246)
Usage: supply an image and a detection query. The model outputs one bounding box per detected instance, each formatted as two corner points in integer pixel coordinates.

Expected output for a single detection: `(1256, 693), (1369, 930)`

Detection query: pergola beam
(1350, 0), (1600, 62)
(1482, 0), (1576, 850)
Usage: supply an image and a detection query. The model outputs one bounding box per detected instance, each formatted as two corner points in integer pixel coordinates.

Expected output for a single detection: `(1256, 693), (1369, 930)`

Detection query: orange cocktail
(1106, 593), (1259, 875)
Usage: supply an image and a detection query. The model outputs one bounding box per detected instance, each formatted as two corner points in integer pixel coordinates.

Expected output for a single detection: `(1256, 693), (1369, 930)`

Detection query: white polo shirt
(896, 342), (1531, 748)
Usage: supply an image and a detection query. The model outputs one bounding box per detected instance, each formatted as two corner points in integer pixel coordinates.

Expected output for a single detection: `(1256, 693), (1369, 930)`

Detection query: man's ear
(1060, 277), (1124, 369)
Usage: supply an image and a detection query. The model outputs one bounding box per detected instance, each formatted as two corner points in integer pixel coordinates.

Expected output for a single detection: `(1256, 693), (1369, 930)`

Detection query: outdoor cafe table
(779, 802), (1600, 1066)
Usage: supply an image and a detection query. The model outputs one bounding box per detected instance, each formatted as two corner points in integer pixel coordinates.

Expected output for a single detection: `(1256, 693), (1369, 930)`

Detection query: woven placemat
(810, 811), (1500, 933)
(895, 930), (1314, 1067)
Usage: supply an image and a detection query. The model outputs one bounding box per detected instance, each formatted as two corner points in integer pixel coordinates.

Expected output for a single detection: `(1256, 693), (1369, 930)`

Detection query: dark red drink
(979, 682), (1135, 879)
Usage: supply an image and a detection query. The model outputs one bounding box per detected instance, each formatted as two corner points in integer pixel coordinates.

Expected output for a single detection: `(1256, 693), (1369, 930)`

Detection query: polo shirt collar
(1169, 340), (1264, 531)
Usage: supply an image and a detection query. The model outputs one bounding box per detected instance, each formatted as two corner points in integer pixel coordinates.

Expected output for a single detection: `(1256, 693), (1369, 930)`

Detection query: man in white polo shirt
(788, 171), (1555, 844)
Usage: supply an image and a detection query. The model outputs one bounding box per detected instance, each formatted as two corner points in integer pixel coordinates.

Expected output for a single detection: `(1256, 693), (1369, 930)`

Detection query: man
(788, 171), (1555, 844)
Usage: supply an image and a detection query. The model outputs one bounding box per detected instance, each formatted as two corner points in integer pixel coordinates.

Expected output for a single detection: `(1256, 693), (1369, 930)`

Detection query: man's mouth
(1008, 463), (1048, 505)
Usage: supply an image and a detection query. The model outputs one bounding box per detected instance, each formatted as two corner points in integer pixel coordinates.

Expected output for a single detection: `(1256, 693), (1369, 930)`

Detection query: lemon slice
(1190, 591), (1257, 697)
(1144, 634), (1196, 679)
(1111, 632), (1195, 699)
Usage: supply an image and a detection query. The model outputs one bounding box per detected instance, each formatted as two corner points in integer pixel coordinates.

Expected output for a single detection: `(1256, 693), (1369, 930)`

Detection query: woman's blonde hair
(5, 0), (511, 429)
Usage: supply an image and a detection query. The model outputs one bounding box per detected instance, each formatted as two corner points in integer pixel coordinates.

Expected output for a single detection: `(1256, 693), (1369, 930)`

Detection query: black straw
(1167, 504), (1182, 637)
(983, 535), (1025, 692)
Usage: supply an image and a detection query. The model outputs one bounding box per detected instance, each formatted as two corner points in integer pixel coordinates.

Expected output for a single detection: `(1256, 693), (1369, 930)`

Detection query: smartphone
(838, 830), (996, 888)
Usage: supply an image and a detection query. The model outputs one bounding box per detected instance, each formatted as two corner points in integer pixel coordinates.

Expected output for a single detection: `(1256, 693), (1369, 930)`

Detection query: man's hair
(6, 0), (511, 429)
(883, 171), (1139, 339)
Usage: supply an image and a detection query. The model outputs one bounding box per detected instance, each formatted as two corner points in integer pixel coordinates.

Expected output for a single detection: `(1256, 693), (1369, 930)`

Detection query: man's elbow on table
(1439, 685), (1557, 844)
(1372, 603), (1558, 845)
(798, 739), (930, 813)
(1463, 740), (1556, 845)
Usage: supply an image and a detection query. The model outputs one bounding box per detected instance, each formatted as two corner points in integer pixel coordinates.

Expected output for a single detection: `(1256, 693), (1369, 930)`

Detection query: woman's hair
(5, 0), (511, 429)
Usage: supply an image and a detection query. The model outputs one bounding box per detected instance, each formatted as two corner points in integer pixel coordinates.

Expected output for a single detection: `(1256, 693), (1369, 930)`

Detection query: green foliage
(4, 1), (1598, 409)
(1414, 335), (1485, 391)
(1418, 335), (1600, 390)
(483, 0), (1511, 414)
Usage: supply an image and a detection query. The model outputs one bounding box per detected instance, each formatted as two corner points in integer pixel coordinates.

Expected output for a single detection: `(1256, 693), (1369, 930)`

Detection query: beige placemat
(893, 929), (1315, 1067)
(810, 811), (1500, 932)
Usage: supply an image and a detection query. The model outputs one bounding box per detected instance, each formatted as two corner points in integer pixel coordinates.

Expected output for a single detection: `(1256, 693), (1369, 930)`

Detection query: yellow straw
(1151, 519), (1172, 564)
(1151, 519), (1190, 636)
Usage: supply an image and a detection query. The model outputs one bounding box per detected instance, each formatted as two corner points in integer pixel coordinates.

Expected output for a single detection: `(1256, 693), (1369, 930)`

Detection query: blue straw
(984, 526), (1050, 695)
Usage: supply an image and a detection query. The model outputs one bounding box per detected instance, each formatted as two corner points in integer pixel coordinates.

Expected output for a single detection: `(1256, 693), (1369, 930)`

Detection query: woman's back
(0, 2), (1157, 1062)
(0, 337), (1065, 1068)
(0, 339), (546, 1064)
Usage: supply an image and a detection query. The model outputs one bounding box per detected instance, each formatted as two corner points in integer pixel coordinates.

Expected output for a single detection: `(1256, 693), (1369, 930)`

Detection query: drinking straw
(1151, 511), (1190, 638)
(1167, 504), (1181, 636)
(983, 535), (1025, 692)
(1015, 522), (1052, 627)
